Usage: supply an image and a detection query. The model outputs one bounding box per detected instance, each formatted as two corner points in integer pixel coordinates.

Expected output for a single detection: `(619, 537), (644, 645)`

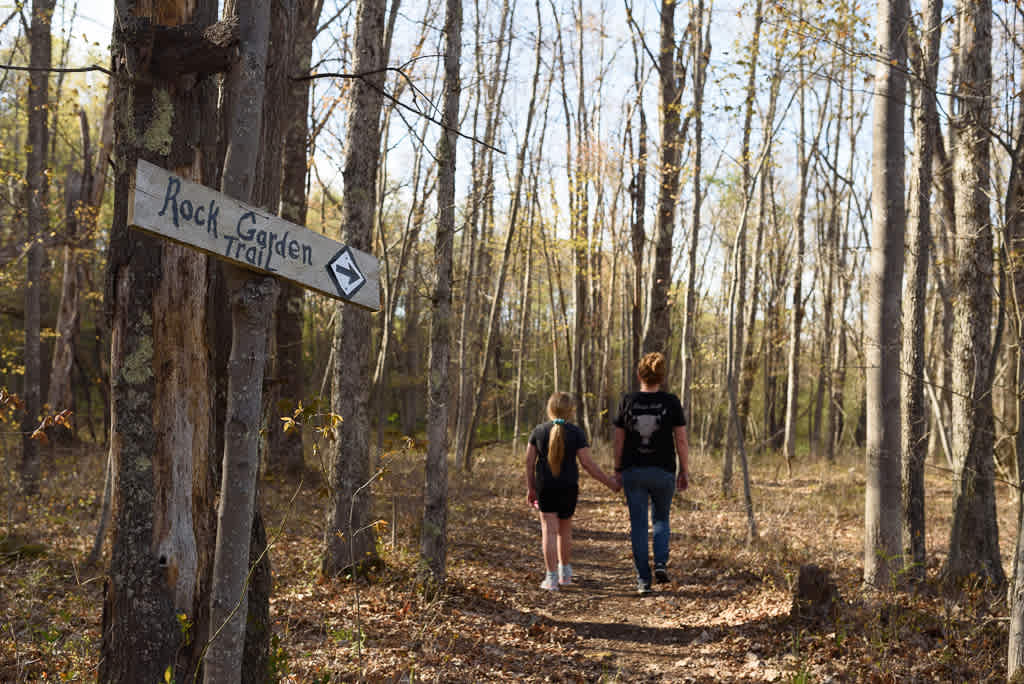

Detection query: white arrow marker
(326, 246), (367, 298)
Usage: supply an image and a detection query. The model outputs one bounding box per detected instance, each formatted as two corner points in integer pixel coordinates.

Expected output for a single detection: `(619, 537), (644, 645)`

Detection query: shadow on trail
(549, 617), (704, 646)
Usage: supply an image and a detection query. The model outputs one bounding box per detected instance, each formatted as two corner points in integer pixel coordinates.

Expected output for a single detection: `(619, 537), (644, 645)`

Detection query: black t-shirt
(613, 390), (687, 473)
(529, 421), (588, 489)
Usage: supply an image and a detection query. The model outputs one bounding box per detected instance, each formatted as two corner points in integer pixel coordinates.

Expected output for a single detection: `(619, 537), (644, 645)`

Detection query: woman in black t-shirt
(613, 352), (691, 594)
(526, 392), (619, 591)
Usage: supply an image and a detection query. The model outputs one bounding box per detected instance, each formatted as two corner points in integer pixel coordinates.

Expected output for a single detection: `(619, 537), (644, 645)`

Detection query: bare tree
(863, 0), (908, 589)
(901, 0), (941, 584)
(944, 0), (1004, 590)
(680, 0), (711, 425)
(722, 0), (757, 491)
(459, 0), (544, 472)
(422, 0), (462, 584)
(641, 0), (687, 355)
(48, 110), (93, 441)
(323, 0), (389, 577)
(19, 0), (55, 495)
(628, 32), (648, 393)
(204, 0), (276, 679)
(1004, 50), (1024, 684)
(454, 0), (512, 471)
(262, 0), (324, 477)
(782, 9), (812, 475)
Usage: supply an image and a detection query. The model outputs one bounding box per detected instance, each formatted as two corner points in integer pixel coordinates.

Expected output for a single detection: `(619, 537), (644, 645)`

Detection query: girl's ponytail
(549, 420), (566, 477)
(546, 393), (576, 478)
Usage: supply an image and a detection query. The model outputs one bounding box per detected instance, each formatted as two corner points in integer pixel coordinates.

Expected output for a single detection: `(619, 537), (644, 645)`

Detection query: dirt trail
(269, 448), (1008, 681)
(433, 481), (803, 683)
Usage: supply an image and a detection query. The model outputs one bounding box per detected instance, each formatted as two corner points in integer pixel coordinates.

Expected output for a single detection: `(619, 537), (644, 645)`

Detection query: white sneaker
(559, 567), (573, 585)
(540, 576), (559, 591)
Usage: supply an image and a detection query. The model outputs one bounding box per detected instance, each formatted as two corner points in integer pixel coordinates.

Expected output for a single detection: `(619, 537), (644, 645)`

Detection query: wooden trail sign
(129, 159), (380, 311)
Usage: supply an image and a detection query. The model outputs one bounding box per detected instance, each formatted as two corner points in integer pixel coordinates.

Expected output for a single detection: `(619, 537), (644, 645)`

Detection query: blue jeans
(622, 466), (676, 584)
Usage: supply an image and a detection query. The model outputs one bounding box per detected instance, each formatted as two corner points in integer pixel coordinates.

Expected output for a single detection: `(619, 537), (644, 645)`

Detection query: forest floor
(0, 437), (1016, 682)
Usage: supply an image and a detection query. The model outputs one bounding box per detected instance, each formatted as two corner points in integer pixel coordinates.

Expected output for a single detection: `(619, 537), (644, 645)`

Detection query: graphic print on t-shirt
(630, 403), (668, 452)
(634, 413), (661, 446)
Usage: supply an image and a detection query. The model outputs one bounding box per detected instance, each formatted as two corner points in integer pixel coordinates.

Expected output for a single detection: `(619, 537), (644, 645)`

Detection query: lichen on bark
(122, 335), (154, 384)
(142, 88), (174, 156)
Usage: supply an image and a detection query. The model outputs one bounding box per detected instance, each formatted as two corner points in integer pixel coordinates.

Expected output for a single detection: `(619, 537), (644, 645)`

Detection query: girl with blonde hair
(526, 392), (619, 590)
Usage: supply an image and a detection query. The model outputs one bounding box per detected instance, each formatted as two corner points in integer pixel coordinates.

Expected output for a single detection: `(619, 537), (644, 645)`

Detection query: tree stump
(791, 563), (841, 620)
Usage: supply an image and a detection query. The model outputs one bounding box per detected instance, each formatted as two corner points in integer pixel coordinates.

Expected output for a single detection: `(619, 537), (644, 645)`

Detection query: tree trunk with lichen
(100, 1), (235, 681)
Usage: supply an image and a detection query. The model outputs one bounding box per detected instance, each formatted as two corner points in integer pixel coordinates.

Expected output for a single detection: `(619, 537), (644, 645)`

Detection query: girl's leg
(557, 517), (573, 566)
(540, 512), (559, 573)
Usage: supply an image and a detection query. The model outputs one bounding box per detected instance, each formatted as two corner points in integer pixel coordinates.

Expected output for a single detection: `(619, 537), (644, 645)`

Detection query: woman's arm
(578, 446), (619, 491)
(525, 443), (539, 505)
(674, 425), (690, 491)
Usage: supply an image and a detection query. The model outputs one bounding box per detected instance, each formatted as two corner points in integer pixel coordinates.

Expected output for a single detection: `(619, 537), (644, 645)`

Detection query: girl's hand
(676, 471), (689, 492)
(527, 487), (538, 507)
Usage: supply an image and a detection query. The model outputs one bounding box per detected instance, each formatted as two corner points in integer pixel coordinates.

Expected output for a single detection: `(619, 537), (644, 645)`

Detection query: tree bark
(272, 0), (322, 476)
(323, 0), (388, 577)
(20, 0), (55, 496)
(205, 0), (276, 681)
(945, 0), (1004, 590)
(864, 0), (908, 589)
(422, 0), (462, 585)
(901, 0), (941, 585)
(100, 0), (226, 680)
(680, 0), (711, 425)
(1005, 59), (1024, 684)
(48, 110), (93, 442)
(259, 0), (301, 477)
(782, 20), (810, 475)
(642, 0), (685, 356)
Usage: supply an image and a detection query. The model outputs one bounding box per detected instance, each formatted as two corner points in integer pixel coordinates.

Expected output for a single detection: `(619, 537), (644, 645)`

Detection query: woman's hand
(527, 487), (538, 508)
(676, 471), (689, 492)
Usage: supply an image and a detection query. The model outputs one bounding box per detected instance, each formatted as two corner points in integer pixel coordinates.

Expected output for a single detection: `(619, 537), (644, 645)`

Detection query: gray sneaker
(637, 579), (652, 595)
(654, 564), (669, 584)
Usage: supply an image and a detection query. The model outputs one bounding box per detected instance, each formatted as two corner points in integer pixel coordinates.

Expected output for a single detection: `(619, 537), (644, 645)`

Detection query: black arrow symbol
(326, 246), (367, 299)
(334, 259), (362, 285)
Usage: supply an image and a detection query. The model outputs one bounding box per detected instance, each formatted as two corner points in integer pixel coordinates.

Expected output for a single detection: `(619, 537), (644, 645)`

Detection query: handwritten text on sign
(129, 159), (379, 310)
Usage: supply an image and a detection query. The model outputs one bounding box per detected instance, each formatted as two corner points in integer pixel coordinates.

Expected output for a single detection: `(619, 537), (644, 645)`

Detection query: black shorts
(537, 485), (579, 519)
